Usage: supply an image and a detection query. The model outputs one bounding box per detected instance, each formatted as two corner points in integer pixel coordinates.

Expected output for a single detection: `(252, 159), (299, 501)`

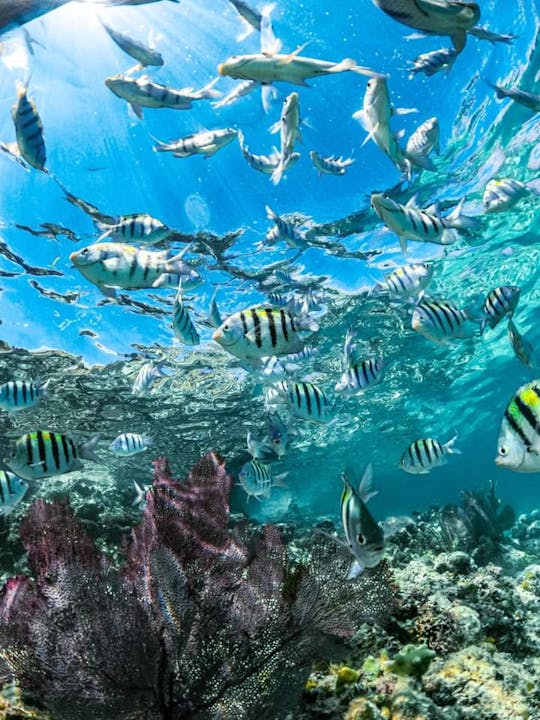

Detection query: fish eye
(223, 324), (229, 331)
(499, 447), (507, 456)
(81, 248), (89, 255)
(357, 533), (365, 545)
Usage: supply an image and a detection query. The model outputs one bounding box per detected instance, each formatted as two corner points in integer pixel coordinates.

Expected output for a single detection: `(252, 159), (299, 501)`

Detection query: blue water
(0, 0), (540, 524)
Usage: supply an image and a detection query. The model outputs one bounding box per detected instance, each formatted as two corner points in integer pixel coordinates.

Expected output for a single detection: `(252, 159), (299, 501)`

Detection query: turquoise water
(0, 0), (539, 530)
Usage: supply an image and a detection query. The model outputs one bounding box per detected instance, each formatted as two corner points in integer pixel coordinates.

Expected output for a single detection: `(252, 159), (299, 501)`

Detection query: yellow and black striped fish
(0, 379), (49, 412)
(5, 431), (100, 481)
(213, 306), (318, 360)
(496, 381), (540, 472)
(11, 82), (46, 171)
(0, 470), (28, 516)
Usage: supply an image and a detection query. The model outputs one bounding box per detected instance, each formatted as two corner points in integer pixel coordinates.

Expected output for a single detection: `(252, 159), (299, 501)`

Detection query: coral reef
(0, 453), (398, 720)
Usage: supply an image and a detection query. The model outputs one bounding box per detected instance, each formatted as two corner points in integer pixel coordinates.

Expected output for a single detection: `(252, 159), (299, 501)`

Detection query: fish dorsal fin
(405, 193), (420, 209)
(425, 201), (441, 215)
(358, 463), (377, 503)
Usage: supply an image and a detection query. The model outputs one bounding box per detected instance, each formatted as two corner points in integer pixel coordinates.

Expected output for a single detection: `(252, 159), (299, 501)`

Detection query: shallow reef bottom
(0, 453), (539, 720)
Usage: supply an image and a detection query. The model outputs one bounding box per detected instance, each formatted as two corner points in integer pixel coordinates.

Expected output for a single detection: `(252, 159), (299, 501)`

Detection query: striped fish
(0, 378), (49, 412)
(481, 285), (520, 332)
(5, 431), (100, 481)
(97, 214), (171, 244)
(100, 21), (164, 69)
(383, 262), (433, 301)
(280, 380), (331, 424)
(110, 433), (153, 456)
(0, 471), (28, 516)
(172, 292), (200, 345)
(153, 128), (238, 159)
(11, 81), (46, 170)
(482, 178), (529, 213)
(240, 139), (298, 175)
(270, 91), (302, 185)
(310, 150), (355, 176)
(105, 75), (220, 119)
(265, 206), (307, 248)
(408, 48), (458, 78)
(336, 357), (384, 396)
(213, 81), (259, 109)
(341, 464), (385, 579)
(371, 193), (477, 254)
(238, 459), (287, 500)
(213, 306), (318, 360)
(70, 243), (201, 298)
(496, 381), (540, 472)
(411, 300), (476, 345)
(400, 435), (460, 474)
(405, 117), (439, 172)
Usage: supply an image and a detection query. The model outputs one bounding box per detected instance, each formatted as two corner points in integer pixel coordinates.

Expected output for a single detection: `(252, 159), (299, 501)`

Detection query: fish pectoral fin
(97, 283), (117, 299)
(346, 560), (364, 580)
(398, 234), (408, 255)
(129, 101), (143, 120)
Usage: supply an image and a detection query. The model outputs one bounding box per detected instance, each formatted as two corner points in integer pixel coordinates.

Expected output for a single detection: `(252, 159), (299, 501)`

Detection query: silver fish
(153, 128), (238, 159)
(482, 178), (530, 213)
(96, 214), (171, 244)
(238, 459), (287, 500)
(0, 470), (28, 516)
(400, 435), (461, 474)
(100, 20), (164, 69)
(270, 91), (302, 185)
(239, 133), (299, 174)
(213, 80), (259, 108)
(382, 262), (433, 301)
(265, 206), (307, 249)
(110, 433), (154, 456)
(508, 318), (536, 368)
(487, 81), (540, 112)
(310, 150), (355, 176)
(172, 291), (200, 345)
(5, 431), (100, 481)
(341, 464), (385, 579)
(405, 117), (439, 172)
(372, 0), (481, 52)
(412, 300), (477, 345)
(132, 360), (168, 397)
(408, 47), (458, 78)
(11, 81), (46, 170)
(335, 330), (384, 396)
(0, 378), (50, 412)
(481, 286), (520, 332)
(105, 75), (220, 119)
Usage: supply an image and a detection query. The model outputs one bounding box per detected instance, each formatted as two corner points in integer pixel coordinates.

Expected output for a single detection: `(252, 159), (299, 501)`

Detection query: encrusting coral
(0, 453), (398, 720)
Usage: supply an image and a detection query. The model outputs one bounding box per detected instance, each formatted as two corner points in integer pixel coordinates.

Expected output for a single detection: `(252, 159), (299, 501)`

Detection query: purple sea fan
(0, 453), (400, 720)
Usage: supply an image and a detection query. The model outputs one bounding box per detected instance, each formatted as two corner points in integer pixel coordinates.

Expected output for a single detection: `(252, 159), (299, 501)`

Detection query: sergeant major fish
(0, 379), (50, 413)
(310, 150), (355, 176)
(110, 433), (154, 456)
(100, 20), (164, 70)
(105, 75), (220, 119)
(96, 214), (171, 244)
(238, 459), (288, 500)
(11, 81), (46, 170)
(496, 381), (540, 472)
(408, 47), (458, 78)
(153, 128), (238, 159)
(400, 435), (461, 474)
(218, 46), (382, 86)
(381, 262), (433, 302)
(132, 360), (168, 397)
(487, 81), (540, 112)
(371, 193), (477, 254)
(372, 0), (481, 52)
(265, 206), (307, 249)
(412, 300), (478, 345)
(482, 178), (540, 213)
(341, 463), (385, 579)
(0, 470), (28, 516)
(213, 306), (318, 360)
(480, 286), (520, 332)
(70, 243), (201, 297)
(5, 430), (100, 481)
(405, 116), (439, 173)
(172, 290), (200, 345)
(335, 330), (384, 397)
(269, 380), (331, 424)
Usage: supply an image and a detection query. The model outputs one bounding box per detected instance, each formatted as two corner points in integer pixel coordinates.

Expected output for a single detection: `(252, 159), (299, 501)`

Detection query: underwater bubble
(184, 193), (210, 231)
(501, 247), (514, 256)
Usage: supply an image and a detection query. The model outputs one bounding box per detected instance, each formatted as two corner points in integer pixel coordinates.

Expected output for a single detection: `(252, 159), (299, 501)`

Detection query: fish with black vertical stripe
(400, 435), (461, 474)
(5, 431), (101, 481)
(335, 329), (384, 396)
(0, 378), (50, 413)
(0, 470), (28, 516)
(11, 81), (46, 171)
(480, 285), (520, 332)
(268, 379), (332, 424)
(411, 300), (479, 345)
(496, 381), (540, 472)
(212, 305), (318, 360)
(110, 433), (154, 456)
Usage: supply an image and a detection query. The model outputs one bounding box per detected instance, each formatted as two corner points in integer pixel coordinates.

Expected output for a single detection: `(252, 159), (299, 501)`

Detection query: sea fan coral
(0, 453), (398, 720)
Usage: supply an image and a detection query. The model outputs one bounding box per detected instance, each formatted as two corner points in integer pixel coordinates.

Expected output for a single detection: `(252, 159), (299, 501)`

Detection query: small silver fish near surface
(11, 81), (46, 170)
(400, 435), (461, 474)
(213, 305), (318, 360)
(238, 459), (288, 500)
(132, 360), (168, 397)
(0, 378), (50, 412)
(310, 150), (355, 176)
(382, 262), (434, 302)
(340, 463), (385, 579)
(270, 91), (302, 185)
(411, 300), (478, 345)
(97, 214), (171, 244)
(408, 48), (458, 78)
(5, 431), (100, 481)
(405, 117), (440, 173)
(487, 81), (540, 112)
(0, 470), (28, 517)
(110, 433), (154, 456)
(265, 206), (307, 248)
(496, 381), (540, 472)
(480, 285), (520, 332)
(100, 20), (164, 69)
(482, 178), (535, 213)
(105, 75), (220, 118)
(508, 318), (536, 368)
(153, 128), (239, 159)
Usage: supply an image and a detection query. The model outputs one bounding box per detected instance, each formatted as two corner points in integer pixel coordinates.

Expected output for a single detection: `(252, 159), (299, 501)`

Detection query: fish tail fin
(265, 204), (278, 221)
(199, 77), (221, 99)
(358, 463), (378, 503)
(406, 151), (436, 172)
(485, 78), (505, 98)
(444, 434), (461, 455)
(78, 434), (101, 464)
(273, 471), (288, 488)
(342, 59), (385, 79)
(346, 559), (364, 580)
(142, 435), (154, 447)
(445, 198), (480, 231)
(132, 480), (147, 507)
(261, 84), (277, 113)
(270, 162), (284, 185)
(525, 178), (540, 196)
